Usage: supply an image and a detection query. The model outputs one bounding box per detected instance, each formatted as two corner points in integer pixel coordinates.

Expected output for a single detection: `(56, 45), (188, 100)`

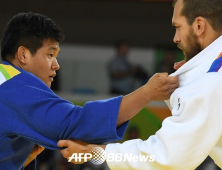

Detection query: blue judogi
(0, 61), (128, 170)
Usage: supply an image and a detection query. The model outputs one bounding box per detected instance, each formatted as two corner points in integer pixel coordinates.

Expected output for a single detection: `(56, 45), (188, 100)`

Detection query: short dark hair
(1, 12), (65, 61)
(173, 0), (222, 32)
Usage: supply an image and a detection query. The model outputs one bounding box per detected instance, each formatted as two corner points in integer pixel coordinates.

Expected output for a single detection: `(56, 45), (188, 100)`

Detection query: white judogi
(105, 35), (222, 170)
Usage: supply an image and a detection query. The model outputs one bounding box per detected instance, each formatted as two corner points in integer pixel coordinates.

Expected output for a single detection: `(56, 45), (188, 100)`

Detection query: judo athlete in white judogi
(105, 37), (222, 170)
(58, 0), (222, 169)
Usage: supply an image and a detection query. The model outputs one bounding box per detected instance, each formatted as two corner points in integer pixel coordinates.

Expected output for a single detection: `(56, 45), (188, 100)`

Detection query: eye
(49, 54), (53, 57)
(175, 26), (180, 30)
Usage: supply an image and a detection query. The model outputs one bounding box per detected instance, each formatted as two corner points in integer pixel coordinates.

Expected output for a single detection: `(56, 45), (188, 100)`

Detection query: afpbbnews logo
(106, 153), (155, 162)
(68, 147), (155, 165)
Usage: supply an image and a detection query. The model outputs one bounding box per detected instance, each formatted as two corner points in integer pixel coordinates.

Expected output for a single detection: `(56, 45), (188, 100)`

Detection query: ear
(193, 17), (206, 37)
(17, 46), (29, 64)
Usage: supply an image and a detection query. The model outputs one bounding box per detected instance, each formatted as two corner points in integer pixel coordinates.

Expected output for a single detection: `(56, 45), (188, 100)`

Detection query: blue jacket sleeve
(2, 76), (129, 149)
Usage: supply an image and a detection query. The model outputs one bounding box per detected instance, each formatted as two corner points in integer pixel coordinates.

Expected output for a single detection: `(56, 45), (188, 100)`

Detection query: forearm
(117, 85), (151, 127)
(88, 144), (106, 152)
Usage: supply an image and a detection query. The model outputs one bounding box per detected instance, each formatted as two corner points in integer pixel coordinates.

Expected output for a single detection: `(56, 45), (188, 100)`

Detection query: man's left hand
(58, 140), (105, 164)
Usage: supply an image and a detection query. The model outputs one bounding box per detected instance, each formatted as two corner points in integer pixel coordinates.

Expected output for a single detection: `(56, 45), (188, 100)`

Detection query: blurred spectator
(156, 51), (176, 74)
(107, 40), (149, 95)
(127, 126), (140, 140)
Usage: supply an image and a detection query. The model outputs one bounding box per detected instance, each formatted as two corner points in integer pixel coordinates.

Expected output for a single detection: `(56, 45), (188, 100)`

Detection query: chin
(45, 82), (51, 88)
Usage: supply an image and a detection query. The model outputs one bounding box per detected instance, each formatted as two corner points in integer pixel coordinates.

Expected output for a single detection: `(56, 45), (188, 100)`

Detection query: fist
(145, 73), (179, 100)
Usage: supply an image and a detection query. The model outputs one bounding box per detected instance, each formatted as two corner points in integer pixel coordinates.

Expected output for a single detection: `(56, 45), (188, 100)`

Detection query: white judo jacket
(105, 35), (222, 170)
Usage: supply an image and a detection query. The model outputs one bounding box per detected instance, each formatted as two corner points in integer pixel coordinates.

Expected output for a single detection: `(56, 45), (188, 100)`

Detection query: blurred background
(0, 0), (219, 169)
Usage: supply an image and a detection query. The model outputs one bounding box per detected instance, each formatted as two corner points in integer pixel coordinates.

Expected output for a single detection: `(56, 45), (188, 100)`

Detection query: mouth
(177, 44), (182, 50)
(49, 74), (56, 82)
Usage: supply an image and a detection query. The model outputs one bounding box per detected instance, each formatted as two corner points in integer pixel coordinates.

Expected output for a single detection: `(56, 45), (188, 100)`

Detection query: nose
(52, 58), (60, 71)
(173, 31), (180, 43)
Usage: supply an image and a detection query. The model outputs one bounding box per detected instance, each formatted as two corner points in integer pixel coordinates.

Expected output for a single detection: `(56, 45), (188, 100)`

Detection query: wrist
(87, 144), (95, 153)
(141, 85), (153, 104)
(87, 144), (106, 152)
(86, 144), (106, 161)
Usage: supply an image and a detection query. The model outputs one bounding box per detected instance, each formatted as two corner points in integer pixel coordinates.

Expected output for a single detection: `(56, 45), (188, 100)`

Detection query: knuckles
(61, 149), (70, 158)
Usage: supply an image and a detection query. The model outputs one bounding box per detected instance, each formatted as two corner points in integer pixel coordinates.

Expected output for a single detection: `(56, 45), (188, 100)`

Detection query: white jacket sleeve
(106, 74), (222, 170)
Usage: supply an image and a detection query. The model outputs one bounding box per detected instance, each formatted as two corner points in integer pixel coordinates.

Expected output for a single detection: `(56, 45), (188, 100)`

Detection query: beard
(178, 28), (202, 61)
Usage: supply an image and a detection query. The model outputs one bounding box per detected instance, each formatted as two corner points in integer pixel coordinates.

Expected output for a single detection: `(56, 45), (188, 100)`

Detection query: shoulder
(170, 72), (222, 117)
(194, 72), (222, 88)
(174, 72), (222, 102)
(0, 65), (50, 94)
(179, 72), (222, 99)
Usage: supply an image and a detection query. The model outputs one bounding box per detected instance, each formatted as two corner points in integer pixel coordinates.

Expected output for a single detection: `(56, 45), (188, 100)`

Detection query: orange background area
(121, 106), (172, 142)
(148, 106), (171, 121)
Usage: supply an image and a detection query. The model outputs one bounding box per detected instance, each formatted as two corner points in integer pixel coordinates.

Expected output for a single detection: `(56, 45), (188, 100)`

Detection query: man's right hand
(145, 73), (178, 101)
(146, 59), (185, 101)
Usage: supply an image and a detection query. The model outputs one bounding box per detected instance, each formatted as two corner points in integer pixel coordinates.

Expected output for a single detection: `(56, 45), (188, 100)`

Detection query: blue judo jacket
(0, 61), (128, 170)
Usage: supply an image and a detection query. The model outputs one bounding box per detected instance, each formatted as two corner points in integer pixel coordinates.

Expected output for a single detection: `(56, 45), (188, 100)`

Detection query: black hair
(173, 0), (222, 32)
(1, 12), (65, 61)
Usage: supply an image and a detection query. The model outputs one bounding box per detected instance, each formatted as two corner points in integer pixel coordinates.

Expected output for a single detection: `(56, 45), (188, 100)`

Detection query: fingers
(174, 60), (186, 69)
(58, 140), (88, 159)
(162, 87), (176, 99)
(166, 88), (177, 99)
(167, 76), (179, 86)
(58, 140), (71, 158)
(165, 76), (179, 98)
(60, 148), (70, 158)
(165, 76), (179, 97)
(156, 74), (178, 87)
(69, 157), (90, 164)
(58, 140), (69, 147)
(60, 148), (85, 164)
(59, 140), (93, 165)
(155, 72), (169, 77)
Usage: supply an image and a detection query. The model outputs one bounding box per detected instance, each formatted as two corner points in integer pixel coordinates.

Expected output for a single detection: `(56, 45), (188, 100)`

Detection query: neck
(201, 29), (222, 50)
(7, 58), (24, 70)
